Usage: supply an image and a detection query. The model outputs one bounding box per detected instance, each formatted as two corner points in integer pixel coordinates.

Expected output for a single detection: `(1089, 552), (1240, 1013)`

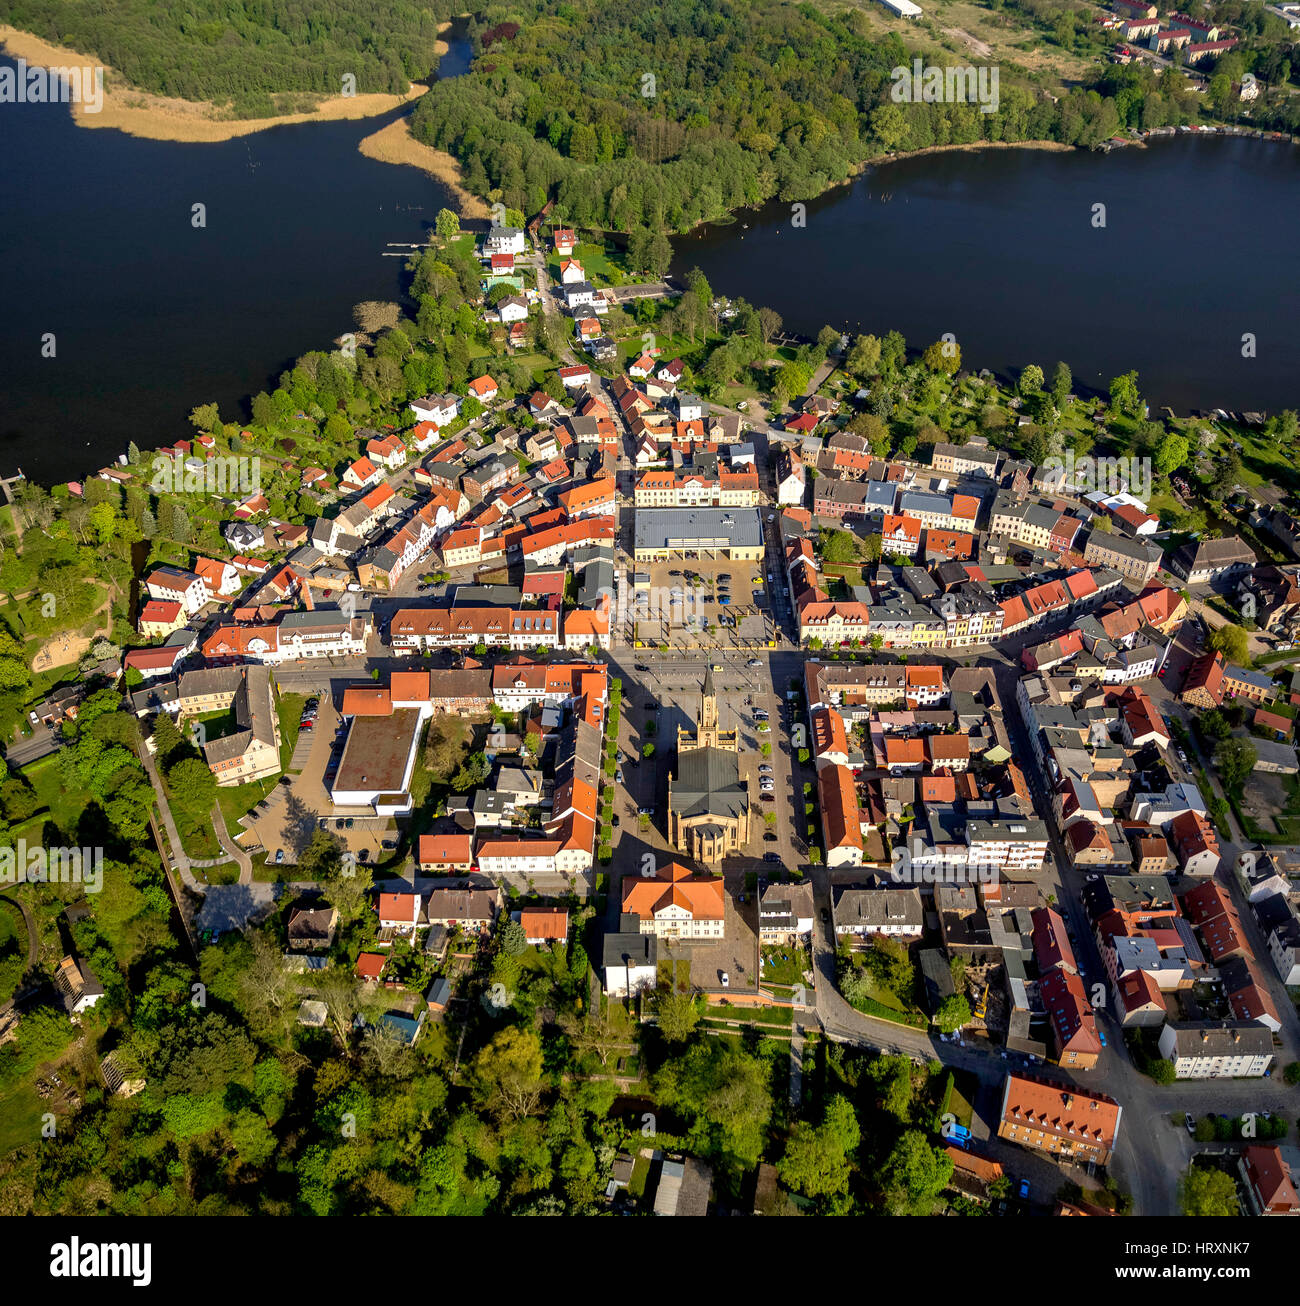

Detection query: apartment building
(1083, 531), (1163, 585)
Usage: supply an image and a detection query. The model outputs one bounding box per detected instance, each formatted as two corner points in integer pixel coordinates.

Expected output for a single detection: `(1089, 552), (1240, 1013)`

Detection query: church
(667, 666), (751, 865)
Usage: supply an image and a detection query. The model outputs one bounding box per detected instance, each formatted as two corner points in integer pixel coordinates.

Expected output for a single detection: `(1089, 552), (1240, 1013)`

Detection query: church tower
(698, 663), (719, 747)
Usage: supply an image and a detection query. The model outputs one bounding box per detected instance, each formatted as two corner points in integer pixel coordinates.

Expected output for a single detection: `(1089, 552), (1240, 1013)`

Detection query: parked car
(759, 765), (773, 774)
(763, 852), (781, 864)
(1018, 1180), (1030, 1200)
(274, 849), (284, 864)
(720, 971), (730, 987)
(616, 768), (624, 783)
(612, 815), (620, 827)
(1185, 1114), (1197, 1135)
(748, 658), (762, 667)
(764, 833), (778, 842)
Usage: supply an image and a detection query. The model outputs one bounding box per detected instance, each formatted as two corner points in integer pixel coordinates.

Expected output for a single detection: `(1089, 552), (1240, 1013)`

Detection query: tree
(473, 1027), (546, 1120)
(1179, 1165), (1239, 1217)
(642, 742), (655, 759)
(654, 989), (700, 1043)
(778, 1095), (860, 1201)
(881, 1131), (953, 1215)
(151, 713), (186, 769)
(846, 334), (882, 378)
(564, 1006), (625, 1068)
(934, 994), (972, 1034)
(435, 208), (461, 240)
(1283, 1062), (1300, 1086)
(1018, 363), (1044, 397)
(167, 756), (216, 808)
(1155, 431), (1189, 477)
(921, 338), (960, 375)
(452, 750), (490, 792)
(189, 402), (220, 432)
(1206, 623), (1249, 665)
(757, 307), (782, 347)
(1148, 1057), (1176, 1085)
(1108, 370), (1142, 419)
(1049, 361), (1072, 409)
(1215, 736), (1256, 793)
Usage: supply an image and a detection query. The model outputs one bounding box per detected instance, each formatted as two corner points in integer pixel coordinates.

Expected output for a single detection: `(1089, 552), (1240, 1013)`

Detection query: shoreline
(357, 118), (491, 220)
(0, 23), (433, 143)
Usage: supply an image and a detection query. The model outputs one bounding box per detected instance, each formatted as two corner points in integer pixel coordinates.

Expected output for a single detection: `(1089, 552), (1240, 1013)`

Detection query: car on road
(720, 971), (730, 988)
(1018, 1180), (1030, 1200)
(635, 663), (649, 672)
(1098, 1029), (1107, 1047)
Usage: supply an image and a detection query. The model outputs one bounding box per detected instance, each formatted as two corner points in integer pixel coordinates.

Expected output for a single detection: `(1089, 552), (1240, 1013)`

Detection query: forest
(0, 0), (456, 114)
(410, 0), (1137, 238)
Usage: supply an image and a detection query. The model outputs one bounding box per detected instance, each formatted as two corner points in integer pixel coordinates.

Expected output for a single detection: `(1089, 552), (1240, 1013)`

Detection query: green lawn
(10, 753), (87, 842)
(277, 692), (304, 770)
(0, 1083), (47, 1157)
(760, 944), (810, 988)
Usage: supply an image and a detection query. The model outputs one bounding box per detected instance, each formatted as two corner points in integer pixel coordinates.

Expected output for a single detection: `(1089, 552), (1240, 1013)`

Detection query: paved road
(5, 729), (62, 768)
(136, 741), (204, 893)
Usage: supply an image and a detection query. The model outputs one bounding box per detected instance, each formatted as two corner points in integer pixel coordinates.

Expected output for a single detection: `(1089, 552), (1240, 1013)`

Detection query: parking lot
(625, 557), (777, 648)
(240, 694), (398, 868)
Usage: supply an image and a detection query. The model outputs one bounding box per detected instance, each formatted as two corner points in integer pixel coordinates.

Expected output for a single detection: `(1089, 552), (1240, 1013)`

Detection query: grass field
(0, 1083), (46, 1157)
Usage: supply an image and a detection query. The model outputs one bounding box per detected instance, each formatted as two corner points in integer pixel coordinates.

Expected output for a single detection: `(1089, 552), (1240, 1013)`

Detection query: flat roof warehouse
(634, 507), (763, 559)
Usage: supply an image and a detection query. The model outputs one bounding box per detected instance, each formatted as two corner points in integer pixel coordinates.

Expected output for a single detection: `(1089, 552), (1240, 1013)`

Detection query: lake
(4, 56), (1299, 486)
(0, 39), (469, 483)
(672, 135), (1300, 415)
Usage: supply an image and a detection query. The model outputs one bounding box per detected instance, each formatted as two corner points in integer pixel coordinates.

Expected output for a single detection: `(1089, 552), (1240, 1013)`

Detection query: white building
(1157, 1022), (1274, 1079)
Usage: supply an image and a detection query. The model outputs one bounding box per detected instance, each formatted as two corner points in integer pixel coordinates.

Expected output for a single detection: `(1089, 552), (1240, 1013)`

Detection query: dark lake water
(672, 135), (1300, 415)
(4, 47), (1298, 486)
(0, 39), (471, 483)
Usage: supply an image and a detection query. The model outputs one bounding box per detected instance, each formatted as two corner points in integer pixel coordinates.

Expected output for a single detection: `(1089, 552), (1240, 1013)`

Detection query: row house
(557, 477), (617, 519)
(820, 764), (865, 868)
(356, 502), (439, 588)
(389, 606), (562, 652)
(519, 518), (615, 567)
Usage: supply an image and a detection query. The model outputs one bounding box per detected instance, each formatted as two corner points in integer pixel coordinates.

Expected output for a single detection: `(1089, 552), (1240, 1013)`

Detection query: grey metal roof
(635, 507), (762, 551)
